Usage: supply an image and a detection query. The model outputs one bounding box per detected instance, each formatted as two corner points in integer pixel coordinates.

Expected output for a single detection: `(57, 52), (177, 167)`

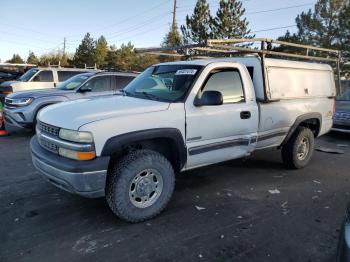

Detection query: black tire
(106, 149), (175, 223)
(32, 114), (38, 133)
(282, 127), (315, 169)
(32, 108), (42, 133)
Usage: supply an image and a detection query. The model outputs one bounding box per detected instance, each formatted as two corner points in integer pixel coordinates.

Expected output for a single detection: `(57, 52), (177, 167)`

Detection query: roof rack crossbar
(200, 44), (338, 62)
(135, 38), (339, 61)
(207, 38), (339, 54)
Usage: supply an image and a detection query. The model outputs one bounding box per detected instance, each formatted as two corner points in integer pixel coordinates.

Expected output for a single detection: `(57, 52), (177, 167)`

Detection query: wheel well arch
(282, 113), (322, 145)
(101, 128), (187, 172)
(299, 118), (320, 136)
(33, 101), (61, 122)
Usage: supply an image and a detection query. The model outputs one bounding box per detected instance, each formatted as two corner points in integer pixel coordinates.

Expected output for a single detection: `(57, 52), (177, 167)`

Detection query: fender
(281, 112), (322, 145)
(101, 128), (187, 170)
(32, 101), (62, 123)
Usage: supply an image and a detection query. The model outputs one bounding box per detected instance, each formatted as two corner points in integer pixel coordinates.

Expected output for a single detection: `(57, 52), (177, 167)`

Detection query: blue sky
(0, 0), (316, 62)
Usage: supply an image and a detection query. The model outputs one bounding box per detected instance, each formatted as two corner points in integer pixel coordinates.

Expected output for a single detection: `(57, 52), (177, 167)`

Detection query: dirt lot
(0, 132), (349, 262)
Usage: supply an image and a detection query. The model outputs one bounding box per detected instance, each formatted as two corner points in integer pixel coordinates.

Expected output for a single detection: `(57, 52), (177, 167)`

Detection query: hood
(0, 80), (18, 87)
(336, 100), (350, 112)
(8, 88), (74, 99)
(38, 95), (170, 130)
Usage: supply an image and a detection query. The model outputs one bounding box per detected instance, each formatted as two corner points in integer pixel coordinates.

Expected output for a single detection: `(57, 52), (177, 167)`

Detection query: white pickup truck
(30, 56), (336, 222)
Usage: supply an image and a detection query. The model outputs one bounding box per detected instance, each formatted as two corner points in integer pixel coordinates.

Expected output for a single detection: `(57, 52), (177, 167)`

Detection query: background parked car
(0, 67), (99, 95)
(0, 63), (37, 84)
(3, 71), (137, 133)
(332, 89), (350, 133)
(337, 203), (350, 261)
(0, 71), (18, 84)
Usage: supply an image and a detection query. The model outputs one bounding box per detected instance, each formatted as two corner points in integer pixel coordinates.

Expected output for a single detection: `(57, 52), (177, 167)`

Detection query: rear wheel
(282, 127), (315, 169)
(106, 149), (175, 222)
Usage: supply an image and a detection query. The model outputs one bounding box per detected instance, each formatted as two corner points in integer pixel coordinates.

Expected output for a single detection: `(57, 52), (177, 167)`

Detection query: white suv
(0, 67), (99, 93)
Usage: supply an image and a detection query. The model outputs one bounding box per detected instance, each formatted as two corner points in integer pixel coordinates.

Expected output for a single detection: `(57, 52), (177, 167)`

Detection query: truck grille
(39, 138), (59, 153)
(37, 121), (60, 154)
(38, 121), (60, 137)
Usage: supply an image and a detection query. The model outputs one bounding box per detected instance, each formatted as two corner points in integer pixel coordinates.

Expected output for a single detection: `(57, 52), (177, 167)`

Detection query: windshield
(19, 68), (39, 81)
(57, 74), (91, 90)
(337, 89), (350, 101)
(123, 65), (203, 102)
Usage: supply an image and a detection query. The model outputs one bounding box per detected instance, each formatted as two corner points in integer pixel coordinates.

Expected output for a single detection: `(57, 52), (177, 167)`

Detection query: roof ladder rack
(135, 37), (342, 94)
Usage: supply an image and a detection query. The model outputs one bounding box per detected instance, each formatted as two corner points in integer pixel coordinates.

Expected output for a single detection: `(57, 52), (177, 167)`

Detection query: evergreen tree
(278, 0), (344, 48)
(135, 54), (160, 72)
(115, 42), (137, 71)
(106, 45), (118, 70)
(26, 51), (39, 64)
(181, 0), (212, 44)
(6, 54), (24, 64)
(163, 23), (182, 47)
(277, 0), (348, 76)
(211, 0), (253, 39)
(95, 35), (108, 68)
(72, 33), (96, 68)
(38, 51), (71, 67)
(339, 1), (350, 78)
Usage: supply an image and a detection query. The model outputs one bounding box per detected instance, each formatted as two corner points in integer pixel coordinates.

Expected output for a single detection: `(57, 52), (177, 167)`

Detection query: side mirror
(194, 90), (223, 106)
(79, 86), (92, 92)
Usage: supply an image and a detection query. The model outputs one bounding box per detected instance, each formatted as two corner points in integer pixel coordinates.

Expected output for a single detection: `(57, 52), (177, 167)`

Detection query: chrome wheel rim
(129, 169), (163, 208)
(297, 137), (310, 161)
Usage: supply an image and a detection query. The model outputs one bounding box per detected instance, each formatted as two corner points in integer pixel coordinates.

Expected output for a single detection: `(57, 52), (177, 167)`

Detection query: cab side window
(81, 76), (111, 92)
(58, 71), (82, 82)
(33, 70), (54, 82)
(202, 69), (245, 103)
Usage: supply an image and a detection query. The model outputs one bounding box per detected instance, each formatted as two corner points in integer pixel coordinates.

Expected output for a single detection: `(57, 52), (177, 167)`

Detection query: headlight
(59, 128), (93, 143)
(59, 148), (96, 161)
(7, 97), (33, 106)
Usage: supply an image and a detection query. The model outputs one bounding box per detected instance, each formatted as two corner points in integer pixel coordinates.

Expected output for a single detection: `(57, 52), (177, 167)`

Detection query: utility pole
(172, 0), (177, 31)
(63, 37), (66, 55)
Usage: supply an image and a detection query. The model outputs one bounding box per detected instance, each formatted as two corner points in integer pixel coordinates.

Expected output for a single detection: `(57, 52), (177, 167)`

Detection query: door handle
(240, 111), (251, 119)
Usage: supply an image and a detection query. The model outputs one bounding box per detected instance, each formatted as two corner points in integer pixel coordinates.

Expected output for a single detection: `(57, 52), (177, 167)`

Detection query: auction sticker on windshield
(175, 69), (197, 75)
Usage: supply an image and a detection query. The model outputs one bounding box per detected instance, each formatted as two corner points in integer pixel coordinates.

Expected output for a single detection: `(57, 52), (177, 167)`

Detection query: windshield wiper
(118, 89), (132, 96)
(135, 91), (162, 101)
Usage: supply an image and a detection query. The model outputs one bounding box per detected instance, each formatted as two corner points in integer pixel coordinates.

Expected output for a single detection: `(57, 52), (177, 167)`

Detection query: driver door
(185, 64), (258, 169)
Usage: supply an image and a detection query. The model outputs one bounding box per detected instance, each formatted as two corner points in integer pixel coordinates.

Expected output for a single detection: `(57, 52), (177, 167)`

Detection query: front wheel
(282, 127), (315, 169)
(106, 149), (175, 223)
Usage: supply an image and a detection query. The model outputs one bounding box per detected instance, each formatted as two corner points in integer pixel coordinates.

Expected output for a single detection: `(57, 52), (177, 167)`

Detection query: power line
(0, 22), (59, 38)
(246, 3), (314, 15)
(66, 13), (171, 45)
(0, 30), (59, 45)
(0, 38), (63, 52)
(251, 24), (296, 33)
(177, 2), (314, 15)
(114, 26), (167, 43)
(112, 23), (297, 45)
(104, 13), (170, 39)
(66, 0), (172, 39)
(176, 0), (250, 10)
